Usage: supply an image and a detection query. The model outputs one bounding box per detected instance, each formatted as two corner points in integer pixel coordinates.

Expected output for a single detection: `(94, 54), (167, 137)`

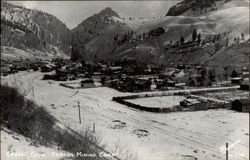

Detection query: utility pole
(93, 122), (95, 133)
(78, 101), (81, 124)
(32, 85), (35, 99)
(226, 142), (228, 160)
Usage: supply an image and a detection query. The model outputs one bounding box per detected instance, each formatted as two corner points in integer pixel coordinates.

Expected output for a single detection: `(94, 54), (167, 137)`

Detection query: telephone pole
(78, 101), (81, 124)
(226, 143), (228, 160)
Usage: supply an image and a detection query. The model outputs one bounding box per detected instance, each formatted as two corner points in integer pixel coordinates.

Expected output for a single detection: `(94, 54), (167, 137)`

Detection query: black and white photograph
(0, 0), (249, 160)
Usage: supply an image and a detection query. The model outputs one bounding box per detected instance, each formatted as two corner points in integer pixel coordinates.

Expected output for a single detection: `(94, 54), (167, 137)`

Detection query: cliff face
(166, 0), (250, 16)
(166, 0), (227, 16)
(1, 2), (71, 58)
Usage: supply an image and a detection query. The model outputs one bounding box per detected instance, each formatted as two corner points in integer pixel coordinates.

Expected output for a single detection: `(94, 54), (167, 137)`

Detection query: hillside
(1, 2), (71, 61)
(71, 7), (131, 61)
(166, 0), (249, 16)
(1, 127), (68, 160)
(206, 42), (250, 70)
(71, 7), (214, 62)
(208, 6), (249, 43)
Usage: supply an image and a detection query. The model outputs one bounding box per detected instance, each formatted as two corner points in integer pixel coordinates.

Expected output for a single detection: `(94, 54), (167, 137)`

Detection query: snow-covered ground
(1, 127), (70, 160)
(208, 6), (250, 42)
(1, 46), (69, 62)
(1, 71), (249, 160)
(125, 96), (186, 108)
(112, 3), (249, 44)
(199, 90), (249, 102)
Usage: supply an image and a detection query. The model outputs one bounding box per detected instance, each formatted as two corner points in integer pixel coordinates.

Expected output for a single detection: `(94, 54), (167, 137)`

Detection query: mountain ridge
(1, 2), (71, 61)
(71, 7), (130, 61)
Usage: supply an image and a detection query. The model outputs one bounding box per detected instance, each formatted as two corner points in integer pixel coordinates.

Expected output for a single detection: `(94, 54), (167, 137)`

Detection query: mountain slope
(166, 0), (249, 16)
(208, 6), (249, 42)
(166, 0), (218, 16)
(71, 7), (215, 62)
(206, 42), (249, 68)
(71, 7), (131, 61)
(1, 2), (71, 61)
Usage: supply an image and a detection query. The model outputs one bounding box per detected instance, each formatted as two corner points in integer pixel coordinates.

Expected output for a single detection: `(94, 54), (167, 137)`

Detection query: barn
(231, 99), (250, 112)
(81, 79), (95, 88)
(231, 77), (243, 85)
(240, 79), (249, 91)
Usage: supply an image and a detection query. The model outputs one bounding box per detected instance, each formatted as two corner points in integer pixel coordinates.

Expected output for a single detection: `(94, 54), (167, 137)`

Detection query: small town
(1, 1), (249, 160)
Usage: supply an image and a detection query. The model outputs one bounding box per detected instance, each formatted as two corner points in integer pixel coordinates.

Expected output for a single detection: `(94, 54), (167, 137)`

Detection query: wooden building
(240, 79), (249, 91)
(41, 65), (53, 72)
(81, 79), (95, 88)
(231, 77), (243, 85)
(55, 70), (68, 81)
(231, 99), (250, 112)
(117, 78), (152, 92)
(156, 79), (176, 90)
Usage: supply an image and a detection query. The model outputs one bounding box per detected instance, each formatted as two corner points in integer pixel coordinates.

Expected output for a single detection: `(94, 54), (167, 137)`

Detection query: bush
(0, 84), (55, 145)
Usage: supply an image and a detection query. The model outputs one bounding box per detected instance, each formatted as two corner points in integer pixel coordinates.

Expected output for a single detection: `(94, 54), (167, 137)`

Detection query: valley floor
(1, 71), (249, 160)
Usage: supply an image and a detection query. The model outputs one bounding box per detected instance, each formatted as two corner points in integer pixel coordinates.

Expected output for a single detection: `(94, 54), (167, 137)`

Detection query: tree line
(1, 17), (33, 33)
(113, 27), (165, 46)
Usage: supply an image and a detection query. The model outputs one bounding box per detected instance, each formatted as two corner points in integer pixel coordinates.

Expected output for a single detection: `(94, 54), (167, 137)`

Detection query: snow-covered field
(198, 90), (249, 102)
(60, 81), (102, 89)
(1, 46), (69, 62)
(125, 96), (186, 108)
(1, 71), (249, 160)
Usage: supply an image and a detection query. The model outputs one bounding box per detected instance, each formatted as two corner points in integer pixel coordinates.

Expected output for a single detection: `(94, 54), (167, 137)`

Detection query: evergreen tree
(71, 46), (83, 62)
(231, 70), (238, 78)
(226, 37), (229, 47)
(241, 33), (245, 40)
(213, 35), (216, 43)
(113, 34), (119, 41)
(197, 67), (208, 86)
(192, 29), (197, 42)
(234, 37), (237, 42)
(208, 69), (216, 85)
(197, 34), (201, 43)
(237, 36), (240, 43)
(101, 76), (106, 85)
(180, 36), (185, 45)
(217, 33), (220, 40)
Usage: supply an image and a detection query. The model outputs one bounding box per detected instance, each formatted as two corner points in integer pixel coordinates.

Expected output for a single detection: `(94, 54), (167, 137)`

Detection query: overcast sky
(10, 1), (180, 29)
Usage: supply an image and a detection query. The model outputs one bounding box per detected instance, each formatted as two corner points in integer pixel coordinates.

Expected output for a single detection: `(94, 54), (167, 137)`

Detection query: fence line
(112, 87), (232, 113)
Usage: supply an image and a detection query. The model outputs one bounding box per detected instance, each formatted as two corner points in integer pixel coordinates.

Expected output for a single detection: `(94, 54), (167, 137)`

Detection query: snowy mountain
(166, 0), (249, 16)
(1, 2), (71, 61)
(163, 0), (249, 44)
(71, 7), (131, 61)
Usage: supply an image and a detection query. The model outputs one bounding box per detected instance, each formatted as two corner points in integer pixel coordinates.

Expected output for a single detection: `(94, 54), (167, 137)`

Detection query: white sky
(10, 1), (180, 29)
